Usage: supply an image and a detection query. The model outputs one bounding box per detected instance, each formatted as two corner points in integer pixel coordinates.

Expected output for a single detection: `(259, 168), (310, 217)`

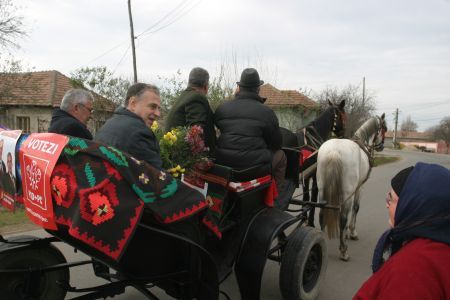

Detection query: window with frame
(16, 116), (31, 133)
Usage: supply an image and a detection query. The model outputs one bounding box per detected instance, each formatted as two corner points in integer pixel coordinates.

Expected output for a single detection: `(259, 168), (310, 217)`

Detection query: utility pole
(393, 108), (399, 148)
(128, 0), (138, 83)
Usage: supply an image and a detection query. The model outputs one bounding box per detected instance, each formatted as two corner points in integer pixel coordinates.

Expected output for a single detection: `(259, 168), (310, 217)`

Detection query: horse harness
(298, 108), (343, 185)
(344, 116), (386, 203)
(301, 107), (342, 150)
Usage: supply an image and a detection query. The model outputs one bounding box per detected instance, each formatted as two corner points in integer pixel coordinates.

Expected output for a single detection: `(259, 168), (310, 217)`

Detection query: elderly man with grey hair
(165, 67), (216, 156)
(48, 88), (94, 139)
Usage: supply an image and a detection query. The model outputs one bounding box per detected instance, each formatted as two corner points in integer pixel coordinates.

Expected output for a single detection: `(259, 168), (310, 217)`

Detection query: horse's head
(372, 113), (387, 152)
(328, 99), (346, 138)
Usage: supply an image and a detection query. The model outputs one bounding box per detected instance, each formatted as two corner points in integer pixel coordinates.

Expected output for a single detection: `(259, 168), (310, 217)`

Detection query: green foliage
(373, 155), (400, 166)
(0, 207), (30, 227)
(152, 122), (211, 178)
(70, 66), (131, 104)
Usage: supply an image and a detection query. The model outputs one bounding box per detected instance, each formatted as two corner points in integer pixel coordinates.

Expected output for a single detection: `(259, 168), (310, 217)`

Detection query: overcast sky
(11, 0), (450, 131)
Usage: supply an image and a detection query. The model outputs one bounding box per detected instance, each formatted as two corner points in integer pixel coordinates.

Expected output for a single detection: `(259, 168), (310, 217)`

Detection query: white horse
(316, 113), (386, 261)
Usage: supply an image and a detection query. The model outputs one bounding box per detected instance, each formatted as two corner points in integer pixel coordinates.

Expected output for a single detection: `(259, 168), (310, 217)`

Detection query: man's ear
(127, 96), (136, 110)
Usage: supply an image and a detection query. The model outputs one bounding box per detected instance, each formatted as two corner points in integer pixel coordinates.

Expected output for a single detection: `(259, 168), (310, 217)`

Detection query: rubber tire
(0, 244), (69, 300)
(279, 226), (327, 300)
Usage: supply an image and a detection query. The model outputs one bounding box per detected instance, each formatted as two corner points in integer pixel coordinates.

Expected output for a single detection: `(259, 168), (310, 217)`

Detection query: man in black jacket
(215, 68), (286, 185)
(164, 67), (216, 155)
(95, 83), (163, 169)
(48, 89), (94, 139)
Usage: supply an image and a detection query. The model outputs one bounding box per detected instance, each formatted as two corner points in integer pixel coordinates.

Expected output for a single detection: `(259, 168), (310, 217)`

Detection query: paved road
(5, 149), (450, 299)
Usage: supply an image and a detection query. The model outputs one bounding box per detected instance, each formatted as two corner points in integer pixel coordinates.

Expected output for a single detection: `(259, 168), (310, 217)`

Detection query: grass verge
(0, 207), (32, 227)
(374, 155), (401, 167)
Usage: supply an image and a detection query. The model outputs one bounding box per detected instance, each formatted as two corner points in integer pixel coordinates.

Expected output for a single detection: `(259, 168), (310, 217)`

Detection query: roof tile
(260, 84), (317, 109)
(0, 70), (115, 112)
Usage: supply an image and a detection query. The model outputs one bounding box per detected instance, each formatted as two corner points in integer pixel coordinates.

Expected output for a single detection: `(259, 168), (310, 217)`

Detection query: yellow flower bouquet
(152, 122), (212, 178)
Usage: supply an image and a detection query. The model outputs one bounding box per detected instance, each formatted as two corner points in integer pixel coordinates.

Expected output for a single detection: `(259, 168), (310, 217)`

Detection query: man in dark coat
(1, 152), (16, 195)
(164, 67), (216, 155)
(48, 89), (94, 139)
(0, 139), (6, 176)
(214, 68), (286, 183)
(95, 83), (163, 169)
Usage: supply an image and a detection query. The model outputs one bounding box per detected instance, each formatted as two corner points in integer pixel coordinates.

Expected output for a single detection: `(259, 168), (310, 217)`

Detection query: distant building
(260, 84), (319, 131)
(385, 130), (449, 154)
(0, 70), (116, 134)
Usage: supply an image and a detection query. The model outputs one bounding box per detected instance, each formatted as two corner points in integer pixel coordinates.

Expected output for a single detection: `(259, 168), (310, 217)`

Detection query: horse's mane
(306, 106), (335, 141)
(353, 117), (379, 143)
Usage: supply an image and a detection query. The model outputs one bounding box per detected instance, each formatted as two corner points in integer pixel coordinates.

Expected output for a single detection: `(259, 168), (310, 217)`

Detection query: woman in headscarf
(354, 162), (450, 300)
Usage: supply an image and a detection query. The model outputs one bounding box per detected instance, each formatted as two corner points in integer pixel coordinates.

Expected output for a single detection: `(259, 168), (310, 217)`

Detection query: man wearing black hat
(165, 67), (216, 155)
(214, 68), (286, 186)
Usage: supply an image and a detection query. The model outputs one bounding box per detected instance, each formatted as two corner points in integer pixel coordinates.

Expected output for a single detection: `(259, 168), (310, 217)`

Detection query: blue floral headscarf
(372, 162), (450, 272)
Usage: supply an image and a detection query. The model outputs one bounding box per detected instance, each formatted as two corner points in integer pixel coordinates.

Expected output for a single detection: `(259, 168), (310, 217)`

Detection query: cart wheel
(279, 227), (327, 300)
(0, 244), (69, 300)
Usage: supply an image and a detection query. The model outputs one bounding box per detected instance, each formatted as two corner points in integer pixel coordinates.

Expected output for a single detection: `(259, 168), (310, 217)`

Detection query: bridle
(331, 107), (346, 138)
(354, 116), (386, 168)
(371, 116), (386, 152)
(303, 106), (346, 149)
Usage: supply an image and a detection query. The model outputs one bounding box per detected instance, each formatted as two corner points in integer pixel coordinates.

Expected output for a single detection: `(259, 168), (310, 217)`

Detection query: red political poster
(19, 133), (68, 230)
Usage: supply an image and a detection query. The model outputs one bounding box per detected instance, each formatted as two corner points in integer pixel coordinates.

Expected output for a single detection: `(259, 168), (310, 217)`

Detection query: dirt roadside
(0, 223), (40, 235)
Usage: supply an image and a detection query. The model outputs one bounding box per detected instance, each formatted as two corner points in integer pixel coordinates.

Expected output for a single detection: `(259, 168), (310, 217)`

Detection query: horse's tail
(320, 151), (343, 239)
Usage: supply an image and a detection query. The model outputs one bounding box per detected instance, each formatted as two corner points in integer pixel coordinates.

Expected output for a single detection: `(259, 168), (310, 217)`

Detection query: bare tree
(314, 84), (376, 137)
(0, 0), (26, 50)
(157, 70), (186, 116)
(400, 115), (418, 132)
(431, 116), (450, 152)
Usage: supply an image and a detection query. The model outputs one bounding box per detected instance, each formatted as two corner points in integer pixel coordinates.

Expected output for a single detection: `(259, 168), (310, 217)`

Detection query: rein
(303, 107), (341, 150)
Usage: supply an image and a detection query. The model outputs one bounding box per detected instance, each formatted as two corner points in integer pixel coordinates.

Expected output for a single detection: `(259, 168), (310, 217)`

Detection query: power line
(87, 41), (128, 64)
(377, 100), (450, 112)
(87, 0), (201, 68)
(135, 0), (190, 38)
(112, 44), (131, 75)
(136, 0), (202, 39)
(414, 116), (446, 122)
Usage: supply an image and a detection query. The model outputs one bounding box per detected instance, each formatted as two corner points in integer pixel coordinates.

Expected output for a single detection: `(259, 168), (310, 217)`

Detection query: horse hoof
(350, 235), (359, 240)
(340, 253), (350, 261)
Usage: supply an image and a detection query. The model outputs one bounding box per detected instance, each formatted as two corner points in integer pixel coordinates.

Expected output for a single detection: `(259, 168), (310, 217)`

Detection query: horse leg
(349, 189), (361, 240)
(339, 202), (351, 261)
(303, 176), (310, 202)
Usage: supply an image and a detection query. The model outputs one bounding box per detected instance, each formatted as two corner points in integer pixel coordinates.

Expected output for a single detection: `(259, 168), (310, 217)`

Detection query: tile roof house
(259, 84), (318, 131)
(0, 70), (116, 134)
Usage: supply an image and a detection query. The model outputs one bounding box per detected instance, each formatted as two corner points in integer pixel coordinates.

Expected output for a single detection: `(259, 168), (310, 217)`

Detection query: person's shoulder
(388, 238), (450, 271)
(183, 89), (208, 103)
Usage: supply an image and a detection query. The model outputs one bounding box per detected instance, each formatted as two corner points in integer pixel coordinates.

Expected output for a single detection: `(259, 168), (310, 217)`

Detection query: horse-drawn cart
(0, 132), (329, 300)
